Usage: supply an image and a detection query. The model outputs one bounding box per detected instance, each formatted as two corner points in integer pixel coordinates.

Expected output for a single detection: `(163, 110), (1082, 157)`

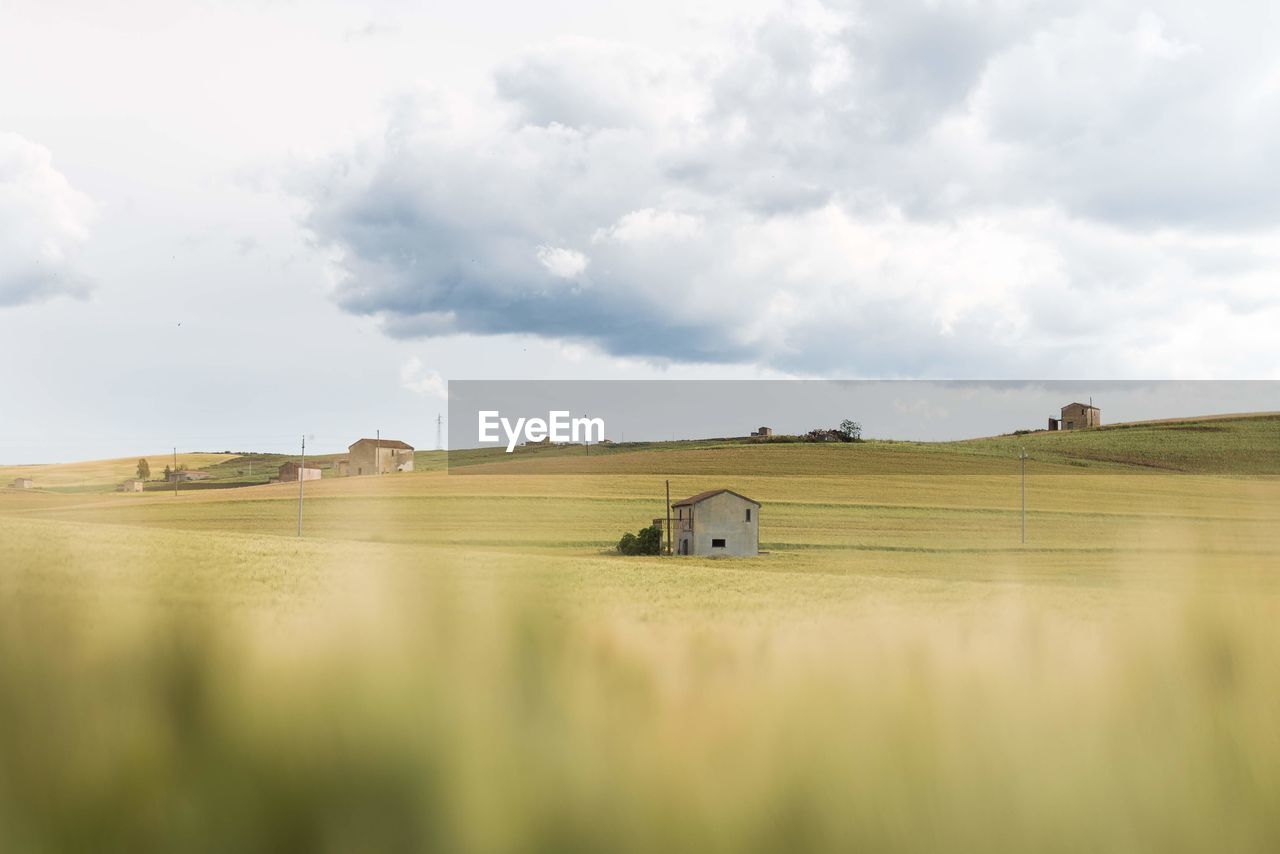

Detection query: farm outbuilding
(167, 470), (212, 482)
(9, 477), (33, 489)
(1054, 402), (1101, 430)
(348, 438), (415, 475)
(750, 426), (773, 439)
(671, 489), (760, 557)
(278, 462), (321, 483)
(118, 479), (144, 492)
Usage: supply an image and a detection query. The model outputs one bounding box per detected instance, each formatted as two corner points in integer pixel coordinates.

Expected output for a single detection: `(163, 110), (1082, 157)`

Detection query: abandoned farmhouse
(671, 489), (761, 557)
(346, 437), (415, 476)
(1048, 402), (1101, 431)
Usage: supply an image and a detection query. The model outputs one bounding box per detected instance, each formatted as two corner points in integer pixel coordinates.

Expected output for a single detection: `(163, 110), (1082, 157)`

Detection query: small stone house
(750, 426), (773, 439)
(118, 479), (144, 492)
(348, 438), (415, 475)
(1054, 402), (1101, 430)
(671, 489), (760, 557)
(167, 470), (212, 482)
(278, 461), (321, 483)
(9, 477), (33, 489)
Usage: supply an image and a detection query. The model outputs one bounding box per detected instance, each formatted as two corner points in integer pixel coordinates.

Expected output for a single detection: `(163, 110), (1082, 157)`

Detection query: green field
(2, 416), (1279, 851)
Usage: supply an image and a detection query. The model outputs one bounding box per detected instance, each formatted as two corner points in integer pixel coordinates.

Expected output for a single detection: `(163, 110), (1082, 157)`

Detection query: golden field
(1, 417), (1278, 852)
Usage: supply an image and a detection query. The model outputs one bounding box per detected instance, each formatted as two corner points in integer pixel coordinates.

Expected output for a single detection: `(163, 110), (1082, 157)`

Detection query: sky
(2, 0), (1279, 462)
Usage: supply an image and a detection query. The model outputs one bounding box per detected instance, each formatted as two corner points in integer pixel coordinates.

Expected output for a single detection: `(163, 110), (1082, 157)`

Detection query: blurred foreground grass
(1, 513), (1278, 852)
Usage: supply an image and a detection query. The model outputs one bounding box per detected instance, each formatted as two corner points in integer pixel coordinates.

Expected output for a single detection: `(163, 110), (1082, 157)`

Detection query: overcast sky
(3, 0), (1279, 462)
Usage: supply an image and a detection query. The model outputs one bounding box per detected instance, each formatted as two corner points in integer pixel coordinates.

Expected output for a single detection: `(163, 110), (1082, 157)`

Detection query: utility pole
(665, 480), (672, 556)
(297, 434), (306, 537)
(377, 429), (381, 475)
(1020, 447), (1028, 544)
(173, 447), (177, 498)
(436, 413), (443, 452)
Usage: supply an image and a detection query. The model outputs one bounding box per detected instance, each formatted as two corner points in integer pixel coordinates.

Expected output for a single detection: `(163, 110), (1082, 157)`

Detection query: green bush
(617, 524), (662, 555)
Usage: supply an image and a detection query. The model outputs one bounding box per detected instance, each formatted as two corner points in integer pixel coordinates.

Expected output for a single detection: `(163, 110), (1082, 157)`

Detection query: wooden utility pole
(376, 429), (381, 475)
(665, 480), (672, 556)
(172, 447), (177, 498)
(297, 434), (306, 537)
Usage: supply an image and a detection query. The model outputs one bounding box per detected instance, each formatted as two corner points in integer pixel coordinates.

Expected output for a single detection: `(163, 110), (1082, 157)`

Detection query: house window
(745, 508), (751, 522)
(711, 538), (726, 548)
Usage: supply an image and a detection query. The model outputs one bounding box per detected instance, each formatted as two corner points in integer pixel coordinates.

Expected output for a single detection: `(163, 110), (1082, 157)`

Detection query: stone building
(278, 461), (322, 483)
(1051, 402), (1101, 430)
(347, 437), (415, 475)
(671, 488), (760, 557)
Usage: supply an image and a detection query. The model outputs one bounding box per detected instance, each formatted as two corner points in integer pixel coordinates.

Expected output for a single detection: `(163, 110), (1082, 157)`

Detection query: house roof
(349, 438), (415, 451)
(1063, 402), (1100, 410)
(671, 488), (760, 508)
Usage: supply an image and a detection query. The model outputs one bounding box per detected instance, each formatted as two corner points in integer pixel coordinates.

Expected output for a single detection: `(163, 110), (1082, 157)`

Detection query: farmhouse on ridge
(1048, 402), (1101, 431)
(278, 461), (321, 483)
(348, 437), (415, 475)
(671, 489), (760, 557)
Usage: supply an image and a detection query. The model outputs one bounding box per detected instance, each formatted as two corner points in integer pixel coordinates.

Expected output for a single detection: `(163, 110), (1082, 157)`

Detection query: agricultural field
(1, 415), (1279, 851)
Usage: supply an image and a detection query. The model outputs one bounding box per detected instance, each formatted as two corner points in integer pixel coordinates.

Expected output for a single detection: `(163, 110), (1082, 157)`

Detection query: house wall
(1060, 404), (1100, 429)
(279, 464), (321, 482)
(349, 443), (415, 475)
(683, 492), (759, 557)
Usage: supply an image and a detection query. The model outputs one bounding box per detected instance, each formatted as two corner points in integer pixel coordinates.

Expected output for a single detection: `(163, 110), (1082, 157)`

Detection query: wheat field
(2, 420), (1278, 852)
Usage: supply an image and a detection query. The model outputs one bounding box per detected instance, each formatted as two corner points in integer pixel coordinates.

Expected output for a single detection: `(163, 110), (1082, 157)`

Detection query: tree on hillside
(163, 464), (171, 481)
(136, 458), (151, 480)
(838, 419), (863, 442)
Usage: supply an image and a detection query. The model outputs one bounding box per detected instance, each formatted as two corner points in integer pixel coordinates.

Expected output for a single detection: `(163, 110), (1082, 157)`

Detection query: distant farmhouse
(9, 477), (33, 489)
(750, 426), (773, 439)
(168, 470), (212, 482)
(278, 461), (321, 483)
(117, 479), (144, 492)
(671, 489), (760, 557)
(348, 438), (414, 475)
(1049, 402), (1101, 431)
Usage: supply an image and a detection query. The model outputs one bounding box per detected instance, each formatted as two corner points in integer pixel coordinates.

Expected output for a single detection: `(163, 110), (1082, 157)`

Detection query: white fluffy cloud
(400, 357), (447, 398)
(536, 245), (589, 279)
(0, 132), (94, 307)
(301, 0), (1280, 378)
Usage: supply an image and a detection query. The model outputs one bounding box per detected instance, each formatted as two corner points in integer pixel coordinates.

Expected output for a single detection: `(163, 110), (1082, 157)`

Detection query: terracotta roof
(348, 438), (415, 451)
(671, 488), (760, 508)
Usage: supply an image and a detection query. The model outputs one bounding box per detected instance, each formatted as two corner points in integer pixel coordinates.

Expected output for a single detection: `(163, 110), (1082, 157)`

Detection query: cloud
(299, 0), (1280, 378)
(536, 245), (589, 279)
(0, 133), (95, 308)
(399, 357), (446, 398)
